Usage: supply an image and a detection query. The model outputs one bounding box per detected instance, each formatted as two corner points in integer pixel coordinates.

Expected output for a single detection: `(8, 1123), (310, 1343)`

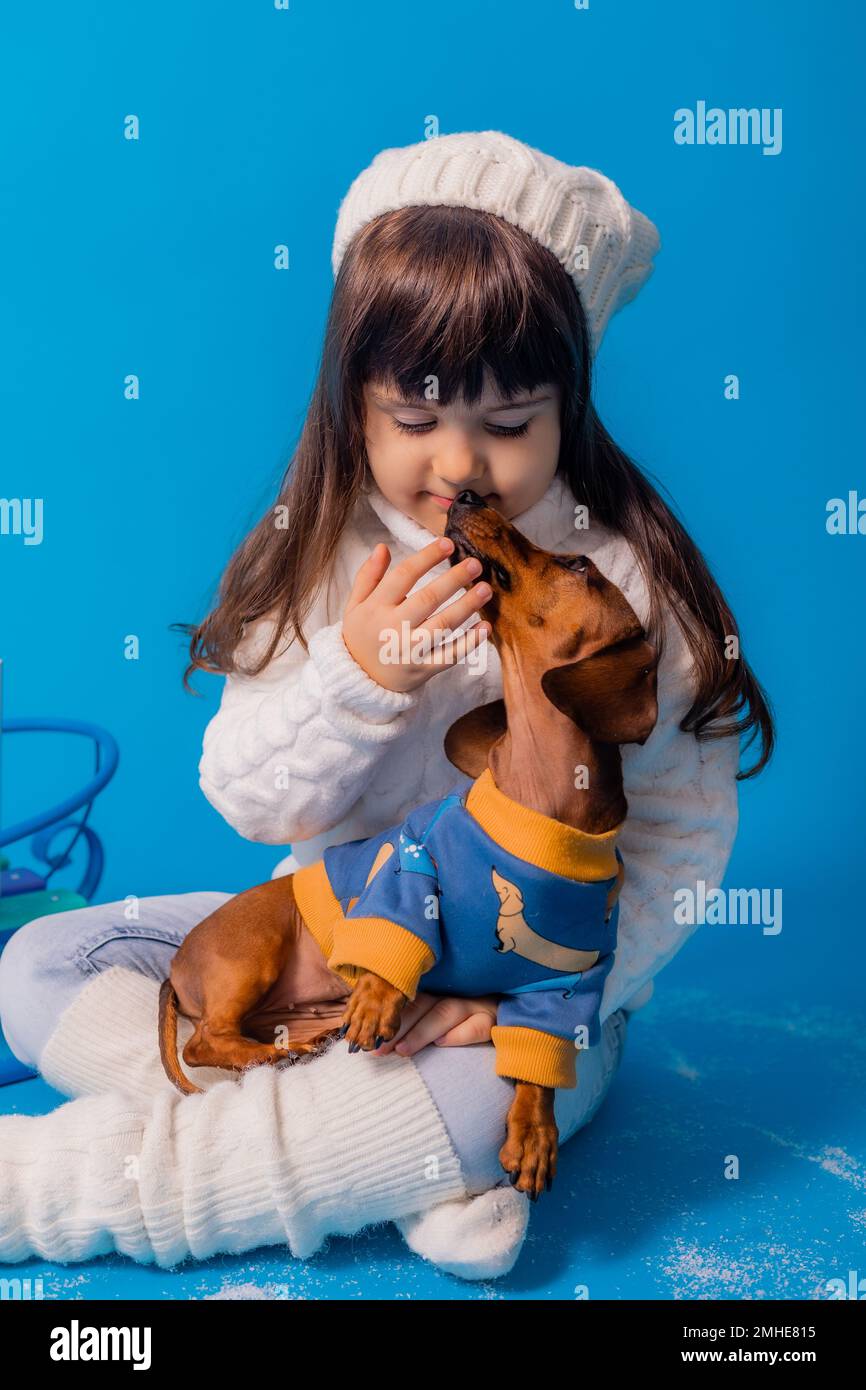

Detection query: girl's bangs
(345, 207), (582, 407)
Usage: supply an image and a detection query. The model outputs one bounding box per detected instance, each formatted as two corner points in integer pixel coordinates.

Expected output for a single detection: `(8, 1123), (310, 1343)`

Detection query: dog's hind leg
(182, 937), (348, 1075)
(184, 1008), (342, 1075)
(182, 1022), (291, 1074)
(179, 949), (323, 1075)
(170, 875), (350, 1078)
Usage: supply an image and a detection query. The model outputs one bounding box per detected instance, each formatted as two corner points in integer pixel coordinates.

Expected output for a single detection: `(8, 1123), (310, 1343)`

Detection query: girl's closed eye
(390, 416), (531, 438)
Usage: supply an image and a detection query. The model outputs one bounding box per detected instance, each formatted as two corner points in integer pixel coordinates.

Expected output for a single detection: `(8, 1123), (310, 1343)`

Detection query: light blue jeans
(0, 892), (628, 1195)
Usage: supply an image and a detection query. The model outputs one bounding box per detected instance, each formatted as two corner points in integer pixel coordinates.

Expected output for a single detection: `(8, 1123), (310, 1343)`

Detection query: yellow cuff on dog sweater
(328, 916), (435, 1001)
(491, 1025), (578, 1089)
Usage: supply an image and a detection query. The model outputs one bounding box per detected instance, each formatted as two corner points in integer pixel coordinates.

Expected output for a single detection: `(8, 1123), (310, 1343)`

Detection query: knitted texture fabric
(331, 130), (661, 355)
(0, 966), (472, 1269)
(1, 964), (532, 1279)
(40, 960), (227, 1101)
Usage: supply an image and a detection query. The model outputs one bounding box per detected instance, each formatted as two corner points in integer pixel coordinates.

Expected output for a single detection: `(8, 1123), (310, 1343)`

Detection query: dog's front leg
(500, 1083), (558, 1200)
(339, 971), (407, 1053)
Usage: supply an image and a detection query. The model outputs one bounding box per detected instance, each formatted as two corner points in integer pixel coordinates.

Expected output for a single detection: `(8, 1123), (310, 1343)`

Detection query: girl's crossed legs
(0, 892), (627, 1208)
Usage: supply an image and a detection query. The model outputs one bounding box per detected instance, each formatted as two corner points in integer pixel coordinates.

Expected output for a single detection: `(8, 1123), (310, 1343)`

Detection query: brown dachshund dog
(158, 491), (658, 1199)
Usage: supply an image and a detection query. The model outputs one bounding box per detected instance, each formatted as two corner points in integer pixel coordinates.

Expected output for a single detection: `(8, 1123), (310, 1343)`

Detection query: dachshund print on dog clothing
(292, 768), (625, 1090)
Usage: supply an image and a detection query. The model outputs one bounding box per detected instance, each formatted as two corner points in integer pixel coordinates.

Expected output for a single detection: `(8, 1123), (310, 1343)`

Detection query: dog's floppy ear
(541, 635), (659, 746)
(444, 700), (507, 775)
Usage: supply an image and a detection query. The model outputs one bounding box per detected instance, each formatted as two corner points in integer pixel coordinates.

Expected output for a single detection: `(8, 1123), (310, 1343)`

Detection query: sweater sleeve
(492, 954), (615, 1090)
(198, 582), (424, 846)
(327, 824), (442, 1000)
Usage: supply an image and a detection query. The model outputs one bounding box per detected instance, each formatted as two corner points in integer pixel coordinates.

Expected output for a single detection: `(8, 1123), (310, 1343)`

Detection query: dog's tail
(158, 979), (202, 1097)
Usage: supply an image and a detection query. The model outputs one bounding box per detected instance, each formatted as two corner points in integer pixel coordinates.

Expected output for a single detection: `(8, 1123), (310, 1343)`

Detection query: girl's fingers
(376, 537), (455, 605)
(369, 991), (443, 1054)
(388, 997), (499, 1056)
(345, 543), (391, 613)
(406, 620), (491, 671)
(429, 1012), (498, 1047)
(416, 581), (492, 638)
(400, 555), (487, 626)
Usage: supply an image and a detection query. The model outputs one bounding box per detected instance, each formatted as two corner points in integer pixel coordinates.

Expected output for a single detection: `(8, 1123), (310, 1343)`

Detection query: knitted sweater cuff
(308, 622), (420, 724)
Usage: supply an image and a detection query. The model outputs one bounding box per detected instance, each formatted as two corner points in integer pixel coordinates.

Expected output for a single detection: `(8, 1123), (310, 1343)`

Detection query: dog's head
(443, 490), (659, 775)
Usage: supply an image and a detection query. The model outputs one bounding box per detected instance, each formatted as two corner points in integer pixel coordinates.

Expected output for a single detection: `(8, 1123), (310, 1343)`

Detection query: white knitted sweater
(199, 473), (740, 1019)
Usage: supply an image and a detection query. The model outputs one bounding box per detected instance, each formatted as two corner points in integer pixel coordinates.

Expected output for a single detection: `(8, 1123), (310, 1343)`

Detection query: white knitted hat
(331, 130), (661, 355)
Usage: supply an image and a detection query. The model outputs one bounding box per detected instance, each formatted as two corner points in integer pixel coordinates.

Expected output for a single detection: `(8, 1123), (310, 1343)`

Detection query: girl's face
(362, 371), (561, 534)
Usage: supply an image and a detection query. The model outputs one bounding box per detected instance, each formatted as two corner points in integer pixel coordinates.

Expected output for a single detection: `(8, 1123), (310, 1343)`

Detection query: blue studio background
(1, 1), (864, 1300)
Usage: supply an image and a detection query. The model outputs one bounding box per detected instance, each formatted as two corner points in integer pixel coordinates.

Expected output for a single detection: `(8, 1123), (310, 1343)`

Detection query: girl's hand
(342, 538), (492, 693)
(371, 992), (500, 1057)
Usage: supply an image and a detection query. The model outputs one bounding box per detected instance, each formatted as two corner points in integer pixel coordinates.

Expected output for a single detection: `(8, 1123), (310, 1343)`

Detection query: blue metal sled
(0, 717), (119, 1085)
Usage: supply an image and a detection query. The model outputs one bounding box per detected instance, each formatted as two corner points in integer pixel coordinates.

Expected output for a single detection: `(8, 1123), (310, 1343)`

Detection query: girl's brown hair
(181, 205), (774, 778)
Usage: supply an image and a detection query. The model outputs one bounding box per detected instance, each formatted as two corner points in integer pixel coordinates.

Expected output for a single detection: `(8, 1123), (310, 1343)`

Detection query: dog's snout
(454, 489), (486, 507)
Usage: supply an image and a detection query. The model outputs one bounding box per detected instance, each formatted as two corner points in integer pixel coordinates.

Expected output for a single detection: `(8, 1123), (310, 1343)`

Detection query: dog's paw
(498, 1116), (558, 1201)
(338, 971), (406, 1053)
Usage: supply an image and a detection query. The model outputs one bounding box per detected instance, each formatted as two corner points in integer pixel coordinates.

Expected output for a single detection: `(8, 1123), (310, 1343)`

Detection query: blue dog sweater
(293, 768), (625, 1089)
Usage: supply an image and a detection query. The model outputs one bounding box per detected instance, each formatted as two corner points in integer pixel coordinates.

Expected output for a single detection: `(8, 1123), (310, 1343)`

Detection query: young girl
(0, 131), (772, 1280)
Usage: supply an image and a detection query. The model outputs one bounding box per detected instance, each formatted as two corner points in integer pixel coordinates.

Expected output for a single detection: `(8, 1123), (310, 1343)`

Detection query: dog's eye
(557, 555), (588, 574)
(491, 562), (510, 590)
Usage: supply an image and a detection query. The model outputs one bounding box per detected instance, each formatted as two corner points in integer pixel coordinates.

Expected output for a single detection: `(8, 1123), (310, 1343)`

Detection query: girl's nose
(433, 447), (487, 492)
